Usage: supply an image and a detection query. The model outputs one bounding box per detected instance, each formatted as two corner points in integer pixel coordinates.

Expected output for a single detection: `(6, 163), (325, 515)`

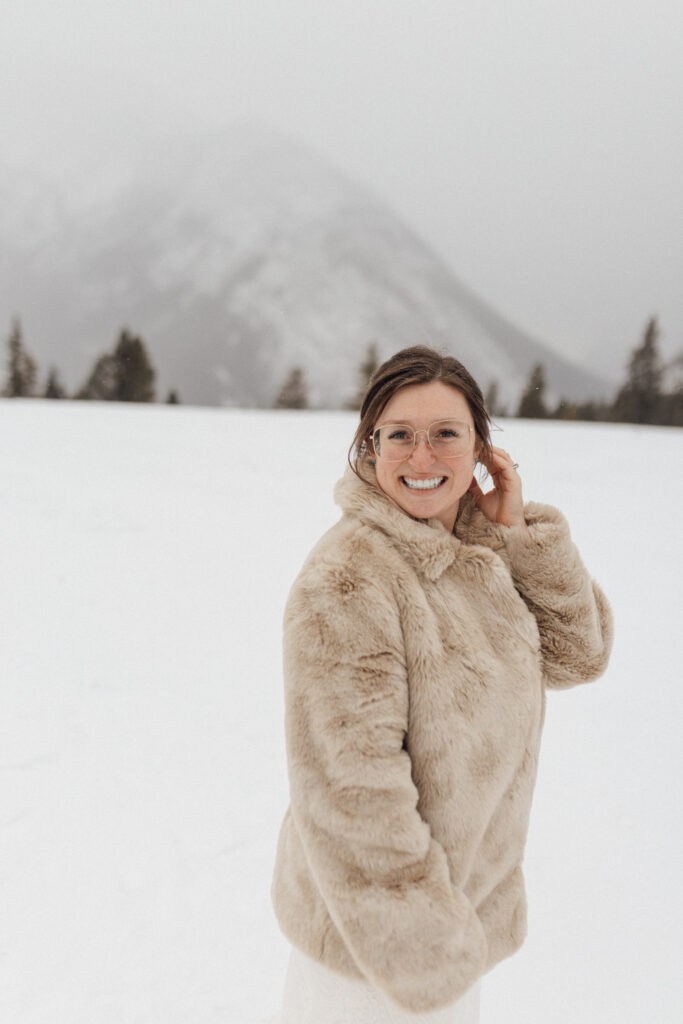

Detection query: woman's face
(371, 380), (479, 533)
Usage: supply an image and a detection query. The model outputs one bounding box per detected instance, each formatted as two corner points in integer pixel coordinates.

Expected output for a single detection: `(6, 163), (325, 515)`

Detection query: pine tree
(74, 353), (119, 401)
(485, 379), (498, 416)
(75, 328), (156, 402)
(611, 317), (663, 424)
(274, 367), (308, 409)
(485, 379), (507, 417)
(44, 367), (66, 399)
(346, 342), (380, 410)
(166, 389), (181, 404)
(113, 329), (156, 402)
(2, 317), (38, 397)
(516, 363), (548, 418)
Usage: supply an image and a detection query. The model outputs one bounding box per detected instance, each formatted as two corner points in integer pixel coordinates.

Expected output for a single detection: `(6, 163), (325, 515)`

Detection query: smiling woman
(271, 344), (614, 1022)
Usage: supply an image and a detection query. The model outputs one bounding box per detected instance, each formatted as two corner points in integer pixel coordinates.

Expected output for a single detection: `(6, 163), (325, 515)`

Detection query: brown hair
(347, 345), (493, 479)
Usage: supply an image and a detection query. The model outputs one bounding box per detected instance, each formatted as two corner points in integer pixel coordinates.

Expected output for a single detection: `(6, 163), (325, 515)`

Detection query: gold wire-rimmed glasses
(371, 419), (474, 462)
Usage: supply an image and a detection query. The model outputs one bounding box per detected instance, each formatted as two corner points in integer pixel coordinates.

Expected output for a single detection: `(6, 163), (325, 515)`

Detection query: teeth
(401, 476), (446, 490)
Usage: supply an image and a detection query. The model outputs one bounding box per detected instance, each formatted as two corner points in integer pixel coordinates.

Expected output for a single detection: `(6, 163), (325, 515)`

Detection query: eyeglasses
(371, 419), (474, 462)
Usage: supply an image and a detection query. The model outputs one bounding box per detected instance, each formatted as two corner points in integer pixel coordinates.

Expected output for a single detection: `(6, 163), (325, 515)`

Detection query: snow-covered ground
(1, 398), (681, 1023)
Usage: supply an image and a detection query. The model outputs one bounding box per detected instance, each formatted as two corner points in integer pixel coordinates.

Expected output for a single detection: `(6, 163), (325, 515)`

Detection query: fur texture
(271, 461), (613, 1014)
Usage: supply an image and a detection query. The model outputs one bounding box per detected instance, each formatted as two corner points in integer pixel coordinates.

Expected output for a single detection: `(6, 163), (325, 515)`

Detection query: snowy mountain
(0, 125), (610, 408)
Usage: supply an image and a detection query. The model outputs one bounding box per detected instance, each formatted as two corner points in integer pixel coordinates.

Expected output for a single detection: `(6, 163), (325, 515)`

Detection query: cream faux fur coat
(271, 460), (613, 1014)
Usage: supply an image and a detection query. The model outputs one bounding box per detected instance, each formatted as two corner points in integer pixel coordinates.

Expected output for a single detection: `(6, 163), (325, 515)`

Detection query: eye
(388, 429), (410, 440)
(436, 428), (458, 439)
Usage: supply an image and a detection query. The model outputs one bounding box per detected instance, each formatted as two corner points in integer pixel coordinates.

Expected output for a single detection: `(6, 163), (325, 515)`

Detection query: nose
(408, 432), (437, 469)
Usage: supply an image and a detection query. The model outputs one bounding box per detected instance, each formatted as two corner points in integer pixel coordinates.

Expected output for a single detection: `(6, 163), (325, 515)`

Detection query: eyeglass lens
(374, 420), (471, 460)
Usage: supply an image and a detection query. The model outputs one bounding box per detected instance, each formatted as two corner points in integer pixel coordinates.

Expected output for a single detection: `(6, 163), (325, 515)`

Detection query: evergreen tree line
(275, 318), (683, 427)
(498, 316), (682, 426)
(4, 314), (682, 426)
(1, 318), (180, 404)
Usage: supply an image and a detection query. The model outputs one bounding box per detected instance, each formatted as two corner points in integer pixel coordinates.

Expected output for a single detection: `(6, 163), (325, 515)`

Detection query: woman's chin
(397, 492), (446, 518)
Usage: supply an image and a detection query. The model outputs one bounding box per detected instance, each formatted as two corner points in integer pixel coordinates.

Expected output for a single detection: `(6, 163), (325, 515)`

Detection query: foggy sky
(2, 0), (682, 380)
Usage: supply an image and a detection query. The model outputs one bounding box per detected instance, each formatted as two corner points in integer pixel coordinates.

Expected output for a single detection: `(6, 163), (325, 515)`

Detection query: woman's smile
(400, 475), (447, 491)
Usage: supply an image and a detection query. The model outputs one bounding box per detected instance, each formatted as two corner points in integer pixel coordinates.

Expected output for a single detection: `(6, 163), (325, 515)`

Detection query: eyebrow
(376, 416), (465, 426)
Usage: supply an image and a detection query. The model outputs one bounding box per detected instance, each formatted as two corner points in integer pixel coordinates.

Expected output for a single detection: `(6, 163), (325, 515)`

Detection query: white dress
(281, 944), (481, 1024)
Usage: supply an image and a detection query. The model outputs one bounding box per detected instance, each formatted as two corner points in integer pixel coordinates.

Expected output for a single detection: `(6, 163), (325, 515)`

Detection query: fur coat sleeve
(457, 497), (614, 690)
(281, 560), (489, 1012)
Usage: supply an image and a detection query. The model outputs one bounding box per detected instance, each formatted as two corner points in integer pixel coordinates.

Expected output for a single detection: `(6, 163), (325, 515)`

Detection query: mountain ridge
(0, 124), (610, 408)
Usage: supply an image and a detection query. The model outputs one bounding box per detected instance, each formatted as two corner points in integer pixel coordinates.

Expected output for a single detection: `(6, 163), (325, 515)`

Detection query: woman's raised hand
(467, 446), (528, 529)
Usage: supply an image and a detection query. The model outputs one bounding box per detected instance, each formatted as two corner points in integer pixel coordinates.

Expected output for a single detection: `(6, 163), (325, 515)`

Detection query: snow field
(1, 399), (681, 1023)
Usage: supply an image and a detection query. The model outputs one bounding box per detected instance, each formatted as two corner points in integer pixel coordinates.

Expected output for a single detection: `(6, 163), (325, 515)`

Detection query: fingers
(490, 446), (517, 463)
(472, 447), (524, 527)
(486, 447), (520, 478)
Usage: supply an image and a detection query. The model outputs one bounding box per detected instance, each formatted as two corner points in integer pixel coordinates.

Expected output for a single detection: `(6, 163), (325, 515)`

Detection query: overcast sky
(2, 0), (682, 379)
